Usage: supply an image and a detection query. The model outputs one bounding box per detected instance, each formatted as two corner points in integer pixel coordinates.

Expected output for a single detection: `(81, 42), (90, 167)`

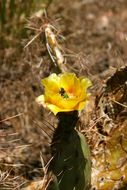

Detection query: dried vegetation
(0, 0), (127, 189)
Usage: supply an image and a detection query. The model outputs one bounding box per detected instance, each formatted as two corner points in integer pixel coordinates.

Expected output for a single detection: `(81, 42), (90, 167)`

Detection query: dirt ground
(0, 0), (127, 189)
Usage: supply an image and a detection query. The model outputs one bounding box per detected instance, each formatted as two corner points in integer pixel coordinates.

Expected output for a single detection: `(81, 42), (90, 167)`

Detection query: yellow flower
(36, 73), (92, 115)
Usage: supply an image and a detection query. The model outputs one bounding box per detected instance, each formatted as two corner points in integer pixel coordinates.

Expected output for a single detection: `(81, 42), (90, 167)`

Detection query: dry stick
(111, 99), (127, 108)
(42, 118), (55, 130)
(36, 155), (55, 190)
(25, 14), (67, 73)
(44, 24), (67, 73)
(24, 31), (42, 49)
(0, 113), (23, 123)
(13, 180), (28, 190)
(33, 121), (51, 141)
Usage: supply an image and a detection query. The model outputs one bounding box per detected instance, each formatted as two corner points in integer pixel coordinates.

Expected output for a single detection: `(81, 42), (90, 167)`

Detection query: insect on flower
(36, 72), (92, 115)
(59, 87), (69, 99)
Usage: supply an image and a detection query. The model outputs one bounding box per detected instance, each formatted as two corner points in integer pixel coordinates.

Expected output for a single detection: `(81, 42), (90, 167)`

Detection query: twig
(0, 113), (23, 123)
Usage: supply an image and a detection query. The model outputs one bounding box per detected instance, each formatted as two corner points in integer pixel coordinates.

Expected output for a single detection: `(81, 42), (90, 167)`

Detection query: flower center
(59, 87), (69, 99)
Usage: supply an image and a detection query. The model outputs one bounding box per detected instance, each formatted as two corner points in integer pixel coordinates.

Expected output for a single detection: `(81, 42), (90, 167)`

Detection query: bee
(59, 88), (65, 96)
(59, 88), (69, 99)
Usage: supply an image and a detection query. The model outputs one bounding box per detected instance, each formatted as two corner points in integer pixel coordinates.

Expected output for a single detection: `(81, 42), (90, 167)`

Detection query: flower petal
(80, 78), (92, 90)
(42, 73), (60, 93)
(36, 72), (92, 114)
(36, 95), (45, 106)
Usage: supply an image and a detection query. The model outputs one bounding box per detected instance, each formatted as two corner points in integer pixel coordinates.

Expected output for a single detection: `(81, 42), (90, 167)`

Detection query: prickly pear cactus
(48, 111), (91, 190)
(46, 173), (59, 190)
(92, 66), (127, 190)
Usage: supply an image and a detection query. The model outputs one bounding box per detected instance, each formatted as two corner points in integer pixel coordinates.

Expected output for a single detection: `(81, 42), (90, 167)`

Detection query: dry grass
(0, 0), (127, 189)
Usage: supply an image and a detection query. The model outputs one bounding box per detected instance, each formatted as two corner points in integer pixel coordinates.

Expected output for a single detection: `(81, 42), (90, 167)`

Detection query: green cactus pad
(48, 111), (91, 190)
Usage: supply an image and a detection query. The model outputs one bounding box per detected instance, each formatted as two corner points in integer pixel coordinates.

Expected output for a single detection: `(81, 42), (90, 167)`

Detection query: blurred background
(0, 0), (127, 189)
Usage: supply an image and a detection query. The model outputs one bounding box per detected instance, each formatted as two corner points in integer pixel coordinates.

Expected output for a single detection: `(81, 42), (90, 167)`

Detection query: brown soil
(0, 0), (127, 189)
